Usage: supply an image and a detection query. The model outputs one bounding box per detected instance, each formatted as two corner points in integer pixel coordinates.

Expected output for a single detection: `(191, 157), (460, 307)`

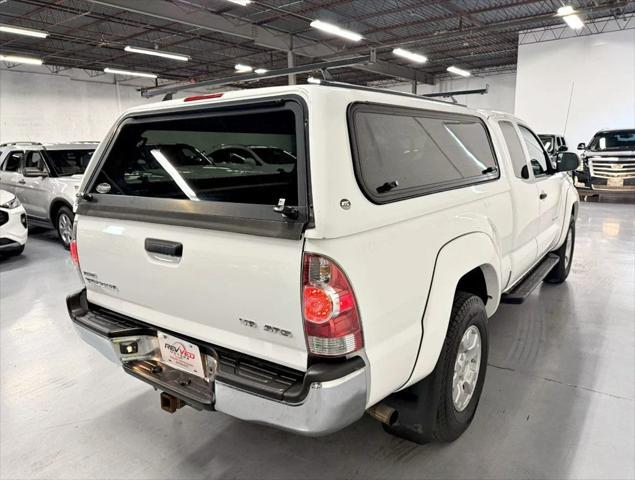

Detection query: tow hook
(160, 392), (185, 413)
(367, 403), (399, 426)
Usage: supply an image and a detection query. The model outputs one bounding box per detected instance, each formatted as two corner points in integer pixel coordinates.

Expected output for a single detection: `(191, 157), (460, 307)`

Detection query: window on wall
(519, 125), (550, 176)
(500, 121), (529, 179)
(349, 104), (499, 203)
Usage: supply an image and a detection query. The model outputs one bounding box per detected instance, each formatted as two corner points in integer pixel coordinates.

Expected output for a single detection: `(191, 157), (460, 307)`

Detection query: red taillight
(183, 93), (223, 102)
(302, 253), (363, 356)
(70, 240), (79, 266)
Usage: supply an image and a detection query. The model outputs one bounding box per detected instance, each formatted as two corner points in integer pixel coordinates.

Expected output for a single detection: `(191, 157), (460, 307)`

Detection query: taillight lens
(70, 240), (79, 266)
(302, 253), (363, 356)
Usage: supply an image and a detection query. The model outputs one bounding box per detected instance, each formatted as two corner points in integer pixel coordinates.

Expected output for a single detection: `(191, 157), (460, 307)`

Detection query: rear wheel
(56, 206), (74, 250)
(383, 292), (489, 443)
(545, 218), (575, 284)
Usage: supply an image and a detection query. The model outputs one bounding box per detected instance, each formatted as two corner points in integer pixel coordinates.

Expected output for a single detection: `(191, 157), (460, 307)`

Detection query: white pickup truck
(67, 82), (580, 443)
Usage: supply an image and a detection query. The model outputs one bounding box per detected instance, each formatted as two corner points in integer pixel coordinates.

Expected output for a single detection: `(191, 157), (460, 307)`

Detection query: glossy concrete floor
(1, 200), (633, 480)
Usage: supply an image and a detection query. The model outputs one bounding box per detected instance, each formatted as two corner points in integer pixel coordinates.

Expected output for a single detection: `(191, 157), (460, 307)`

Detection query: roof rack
(0, 141), (42, 147)
(308, 79), (467, 108)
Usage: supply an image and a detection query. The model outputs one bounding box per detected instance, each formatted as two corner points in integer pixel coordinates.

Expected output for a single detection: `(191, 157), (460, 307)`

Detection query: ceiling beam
(88, 0), (428, 85)
(88, 0), (337, 58)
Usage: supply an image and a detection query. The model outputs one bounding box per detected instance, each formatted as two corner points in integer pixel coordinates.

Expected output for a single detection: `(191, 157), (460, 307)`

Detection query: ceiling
(0, 0), (633, 89)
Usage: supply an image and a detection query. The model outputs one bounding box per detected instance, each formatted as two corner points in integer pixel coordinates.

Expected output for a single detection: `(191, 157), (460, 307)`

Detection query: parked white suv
(0, 142), (98, 248)
(67, 83), (579, 443)
(0, 189), (28, 256)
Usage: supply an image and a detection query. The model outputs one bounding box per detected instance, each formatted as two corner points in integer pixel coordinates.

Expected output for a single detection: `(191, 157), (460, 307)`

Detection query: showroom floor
(1, 200), (633, 480)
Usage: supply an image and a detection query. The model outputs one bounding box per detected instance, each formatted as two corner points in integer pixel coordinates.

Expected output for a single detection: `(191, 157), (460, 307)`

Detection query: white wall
(0, 67), (155, 143)
(515, 28), (635, 147)
(387, 70), (517, 114)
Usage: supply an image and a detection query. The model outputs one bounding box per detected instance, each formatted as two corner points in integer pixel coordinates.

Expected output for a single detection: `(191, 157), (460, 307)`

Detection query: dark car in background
(575, 129), (635, 195)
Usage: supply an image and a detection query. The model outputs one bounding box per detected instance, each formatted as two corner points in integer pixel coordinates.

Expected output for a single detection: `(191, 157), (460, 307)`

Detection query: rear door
(20, 150), (50, 218)
(75, 97), (311, 371)
(498, 121), (539, 285)
(518, 125), (563, 256)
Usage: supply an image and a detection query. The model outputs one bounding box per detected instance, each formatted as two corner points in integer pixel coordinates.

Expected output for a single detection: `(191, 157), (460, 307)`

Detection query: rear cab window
(81, 97), (309, 239)
(348, 103), (499, 203)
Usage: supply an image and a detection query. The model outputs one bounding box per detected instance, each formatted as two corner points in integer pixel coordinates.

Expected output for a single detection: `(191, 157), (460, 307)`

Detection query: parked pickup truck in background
(575, 129), (635, 195)
(0, 142), (98, 248)
(66, 83), (580, 443)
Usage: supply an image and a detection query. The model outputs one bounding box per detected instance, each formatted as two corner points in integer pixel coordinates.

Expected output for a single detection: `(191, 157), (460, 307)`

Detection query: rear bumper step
(67, 289), (368, 436)
(501, 253), (560, 304)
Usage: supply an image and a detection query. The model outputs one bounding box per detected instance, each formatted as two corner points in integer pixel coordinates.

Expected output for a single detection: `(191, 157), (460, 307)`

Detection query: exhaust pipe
(160, 392), (185, 413)
(367, 403), (398, 426)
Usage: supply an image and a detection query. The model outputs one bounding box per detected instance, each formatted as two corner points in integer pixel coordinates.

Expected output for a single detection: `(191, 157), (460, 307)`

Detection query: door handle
(17, 179), (26, 185)
(539, 192), (548, 200)
(144, 238), (183, 257)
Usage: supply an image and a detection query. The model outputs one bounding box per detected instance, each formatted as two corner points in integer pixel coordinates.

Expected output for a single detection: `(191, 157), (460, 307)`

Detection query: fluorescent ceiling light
(235, 63), (253, 73)
(393, 48), (428, 64)
(562, 14), (584, 29)
(124, 45), (190, 62)
(557, 5), (575, 16)
(307, 76), (321, 84)
(254, 68), (268, 74)
(0, 54), (43, 65)
(447, 66), (471, 77)
(557, 5), (584, 30)
(104, 67), (157, 78)
(310, 20), (362, 42)
(225, 0), (251, 5)
(0, 24), (48, 38)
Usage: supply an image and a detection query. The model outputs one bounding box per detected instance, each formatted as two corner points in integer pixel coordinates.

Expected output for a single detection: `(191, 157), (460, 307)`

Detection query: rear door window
(2, 151), (23, 171)
(519, 126), (551, 176)
(92, 108), (299, 206)
(500, 121), (529, 179)
(349, 104), (499, 203)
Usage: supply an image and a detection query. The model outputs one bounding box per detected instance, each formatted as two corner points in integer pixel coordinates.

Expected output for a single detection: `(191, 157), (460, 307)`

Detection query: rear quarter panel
(305, 90), (511, 405)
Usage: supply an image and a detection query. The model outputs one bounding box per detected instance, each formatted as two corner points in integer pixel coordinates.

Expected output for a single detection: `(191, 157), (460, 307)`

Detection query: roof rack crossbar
(309, 80), (467, 108)
(0, 141), (42, 147)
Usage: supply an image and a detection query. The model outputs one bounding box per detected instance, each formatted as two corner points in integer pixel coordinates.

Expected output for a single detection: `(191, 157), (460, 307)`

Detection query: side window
(25, 151), (47, 172)
(2, 151), (24, 172)
(350, 106), (499, 203)
(499, 121), (528, 179)
(519, 126), (550, 177)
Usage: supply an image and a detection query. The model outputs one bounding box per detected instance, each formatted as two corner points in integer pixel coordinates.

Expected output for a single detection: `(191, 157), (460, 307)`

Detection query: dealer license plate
(607, 178), (624, 188)
(157, 331), (205, 378)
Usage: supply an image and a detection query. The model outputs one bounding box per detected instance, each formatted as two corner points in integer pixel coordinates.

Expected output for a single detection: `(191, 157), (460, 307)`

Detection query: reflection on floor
(1, 199), (633, 479)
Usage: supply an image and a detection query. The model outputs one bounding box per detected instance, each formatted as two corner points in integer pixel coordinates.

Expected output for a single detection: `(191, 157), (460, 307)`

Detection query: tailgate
(75, 95), (310, 371)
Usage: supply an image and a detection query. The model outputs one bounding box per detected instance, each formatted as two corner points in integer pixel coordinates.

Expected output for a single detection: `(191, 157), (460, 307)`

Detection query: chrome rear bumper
(70, 299), (368, 436)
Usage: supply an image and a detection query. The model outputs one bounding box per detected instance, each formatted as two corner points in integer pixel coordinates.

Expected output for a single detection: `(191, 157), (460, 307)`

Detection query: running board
(501, 254), (560, 304)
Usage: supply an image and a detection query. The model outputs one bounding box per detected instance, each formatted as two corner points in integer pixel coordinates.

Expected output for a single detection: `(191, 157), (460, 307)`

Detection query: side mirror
(557, 152), (580, 172)
(577, 142), (586, 150)
(23, 167), (49, 178)
(558, 145), (568, 152)
(520, 165), (530, 179)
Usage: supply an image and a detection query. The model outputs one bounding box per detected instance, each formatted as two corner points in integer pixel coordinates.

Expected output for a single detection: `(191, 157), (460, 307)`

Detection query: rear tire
(14, 244), (25, 256)
(383, 292), (489, 443)
(55, 206), (74, 250)
(545, 218), (575, 284)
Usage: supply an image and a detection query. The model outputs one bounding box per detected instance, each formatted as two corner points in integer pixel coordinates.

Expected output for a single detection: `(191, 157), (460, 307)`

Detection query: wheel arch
(49, 197), (72, 224)
(401, 231), (501, 389)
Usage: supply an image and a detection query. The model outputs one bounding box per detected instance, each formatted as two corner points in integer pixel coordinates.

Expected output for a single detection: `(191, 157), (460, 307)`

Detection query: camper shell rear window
(79, 97), (310, 239)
